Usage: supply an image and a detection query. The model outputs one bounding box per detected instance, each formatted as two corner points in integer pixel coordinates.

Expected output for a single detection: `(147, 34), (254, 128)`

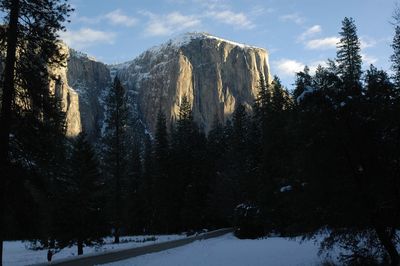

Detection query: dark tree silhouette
(102, 76), (130, 243)
(0, 0), (71, 264)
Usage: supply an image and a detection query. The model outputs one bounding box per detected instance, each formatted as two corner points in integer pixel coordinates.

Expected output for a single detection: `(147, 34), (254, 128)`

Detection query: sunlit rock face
(116, 33), (271, 133)
(49, 44), (82, 138)
(64, 49), (111, 140)
(58, 33), (271, 138)
(49, 45), (111, 140)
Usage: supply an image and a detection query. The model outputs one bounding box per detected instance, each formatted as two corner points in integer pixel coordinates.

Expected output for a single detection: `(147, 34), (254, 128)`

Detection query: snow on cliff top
(69, 49), (98, 62)
(110, 32), (266, 71)
(165, 32), (266, 50)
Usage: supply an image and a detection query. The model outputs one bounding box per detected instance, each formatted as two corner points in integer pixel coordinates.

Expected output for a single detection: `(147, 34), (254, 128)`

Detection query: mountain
(51, 46), (111, 140)
(59, 32), (272, 138)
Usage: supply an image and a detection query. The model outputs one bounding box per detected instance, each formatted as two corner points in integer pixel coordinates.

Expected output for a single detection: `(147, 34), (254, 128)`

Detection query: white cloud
(59, 28), (116, 49)
(207, 10), (255, 29)
(360, 37), (377, 49)
(73, 10), (137, 28)
(280, 13), (305, 25)
(250, 6), (275, 16)
(273, 58), (331, 78)
(105, 9), (137, 27)
(273, 59), (305, 77)
(298, 25), (322, 42)
(142, 11), (201, 36)
(361, 53), (378, 65)
(75, 15), (102, 24)
(194, 0), (230, 10)
(306, 37), (339, 50)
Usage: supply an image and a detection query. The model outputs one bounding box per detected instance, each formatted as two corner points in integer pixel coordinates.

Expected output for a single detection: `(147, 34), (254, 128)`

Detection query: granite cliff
(58, 33), (271, 138)
(116, 33), (271, 133)
(51, 46), (111, 139)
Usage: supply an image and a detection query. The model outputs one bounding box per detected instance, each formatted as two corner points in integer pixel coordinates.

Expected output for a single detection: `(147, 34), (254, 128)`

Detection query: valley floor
(102, 233), (334, 266)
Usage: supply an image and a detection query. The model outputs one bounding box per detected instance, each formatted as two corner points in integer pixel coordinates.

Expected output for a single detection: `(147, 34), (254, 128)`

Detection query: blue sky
(62, 0), (398, 88)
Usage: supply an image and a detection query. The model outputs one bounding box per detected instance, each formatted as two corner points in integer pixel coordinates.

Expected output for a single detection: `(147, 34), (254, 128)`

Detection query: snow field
(102, 233), (331, 266)
(3, 234), (186, 266)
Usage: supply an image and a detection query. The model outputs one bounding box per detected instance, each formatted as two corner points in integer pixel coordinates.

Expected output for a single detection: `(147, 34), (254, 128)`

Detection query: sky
(62, 0), (398, 88)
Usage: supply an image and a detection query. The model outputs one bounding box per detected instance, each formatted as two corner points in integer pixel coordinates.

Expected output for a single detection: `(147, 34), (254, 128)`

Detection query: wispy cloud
(74, 9), (137, 28)
(298, 25), (322, 42)
(250, 6), (275, 16)
(59, 28), (116, 49)
(274, 58), (331, 78)
(305, 37), (339, 50)
(207, 10), (255, 29)
(280, 13), (305, 25)
(360, 37), (377, 49)
(273, 59), (305, 77)
(142, 11), (201, 36)
(105, 9), (137, 27)
(194, 0), (230, 10)
(361, 53), (378, 65)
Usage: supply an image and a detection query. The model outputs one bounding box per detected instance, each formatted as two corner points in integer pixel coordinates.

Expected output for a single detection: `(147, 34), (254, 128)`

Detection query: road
(30, 228), (233, 266)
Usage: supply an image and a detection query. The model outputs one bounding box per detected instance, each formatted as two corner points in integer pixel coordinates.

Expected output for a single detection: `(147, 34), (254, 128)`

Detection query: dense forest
(0, 0), (400, 265)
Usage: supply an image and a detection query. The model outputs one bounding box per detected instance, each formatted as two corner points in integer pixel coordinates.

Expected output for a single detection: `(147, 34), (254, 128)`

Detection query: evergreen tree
(0, 1), (72, 263)
(102, 76), (130, 243)
(391, 26), (400, 91)
(293, 66), (312, 100)
(290, 51), (400, 265)
(53, 132), (106, 255)
(254, 71), (271, 118)
(336, 17), (362, 90)
(152, 110), (173, 232)
(169, 95), (209, 231)
(123, 138), (142, 234)
(138, 135), (155, 233)
(229, 104), (252, 202)
(206, 116), (235, 228)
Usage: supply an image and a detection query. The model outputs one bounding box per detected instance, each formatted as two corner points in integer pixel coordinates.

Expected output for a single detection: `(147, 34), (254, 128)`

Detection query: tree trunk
(77, 239), (83, 255)
(375, 225), (399, 266)
(0, 1), (20, 266)
(114, 226), (120, 244)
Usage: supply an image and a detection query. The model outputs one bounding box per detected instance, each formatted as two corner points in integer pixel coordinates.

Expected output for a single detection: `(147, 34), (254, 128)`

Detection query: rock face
(48, 46), (111, 139)
(66, 50), (111, 140)
(117, 33), (271, 133)
(49, 45), (82, 138)
(57, 33), (271, 139)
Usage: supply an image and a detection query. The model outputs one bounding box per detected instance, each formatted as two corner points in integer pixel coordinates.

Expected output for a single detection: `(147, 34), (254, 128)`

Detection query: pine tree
(230, 104), (252, 201)
(152, 110), (172, 232)
(54, 132), (106, 255)
(206, 115), (235, 227)
(254, 71), (271, 118)
(290, 36), (400, 264)
(293, 66), (312, 100)
(168, 95), (209, 231)
(124, 140), (142, 233)
(0, 1), (72, 263)
(391, 26), (400, 92)
(139, 135), (155, 232)
(336, 17), (362, 90)
(102, 76), (130, 243)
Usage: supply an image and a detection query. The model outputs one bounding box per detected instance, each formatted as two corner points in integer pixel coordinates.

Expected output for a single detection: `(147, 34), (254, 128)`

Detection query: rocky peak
(52, 33), (271, 140)
(117, 32), (271, 133)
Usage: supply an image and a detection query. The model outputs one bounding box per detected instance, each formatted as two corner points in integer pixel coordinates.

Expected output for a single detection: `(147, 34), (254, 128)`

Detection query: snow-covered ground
(103, 233), (333, 266)
(3, 234), (186, 266)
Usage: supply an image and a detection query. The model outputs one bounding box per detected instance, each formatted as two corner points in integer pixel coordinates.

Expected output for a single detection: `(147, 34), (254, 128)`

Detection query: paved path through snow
(29, 228), (233, 266)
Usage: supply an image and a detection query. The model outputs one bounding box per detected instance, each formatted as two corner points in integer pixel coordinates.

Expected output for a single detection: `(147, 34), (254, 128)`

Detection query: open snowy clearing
(3, 234), (186, 266)
(102, 233), (334, 266)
